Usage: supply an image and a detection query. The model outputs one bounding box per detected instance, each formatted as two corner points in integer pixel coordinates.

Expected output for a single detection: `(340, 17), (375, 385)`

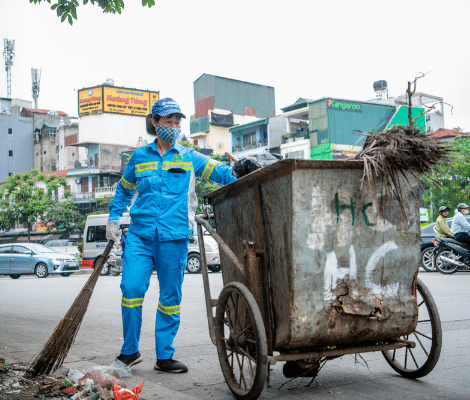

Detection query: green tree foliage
(44, 200), (85, 233)
(87, 196), (114, 216)
(422, 138), (470, 221)
(0, 169), (67, 241)
(29, 0), (155, 25)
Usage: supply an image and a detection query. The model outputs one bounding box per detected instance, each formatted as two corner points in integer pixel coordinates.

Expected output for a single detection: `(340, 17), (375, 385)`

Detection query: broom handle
(84, 240), (115, 288)
(225, 152), (239, 163)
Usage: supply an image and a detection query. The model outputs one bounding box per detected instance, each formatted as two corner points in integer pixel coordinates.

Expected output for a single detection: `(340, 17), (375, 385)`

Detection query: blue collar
(148, 139), (183, 156)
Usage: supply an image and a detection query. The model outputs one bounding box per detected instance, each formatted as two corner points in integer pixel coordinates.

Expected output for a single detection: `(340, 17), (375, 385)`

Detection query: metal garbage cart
(195, 159), (441, 400)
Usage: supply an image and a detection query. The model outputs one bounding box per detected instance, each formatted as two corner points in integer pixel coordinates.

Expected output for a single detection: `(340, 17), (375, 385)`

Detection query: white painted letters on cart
(324, 241), (399, 300)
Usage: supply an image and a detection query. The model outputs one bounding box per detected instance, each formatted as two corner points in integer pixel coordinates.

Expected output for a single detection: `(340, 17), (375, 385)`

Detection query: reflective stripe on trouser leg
(120, 230), (155, 355)
(154, 238), (188, 360)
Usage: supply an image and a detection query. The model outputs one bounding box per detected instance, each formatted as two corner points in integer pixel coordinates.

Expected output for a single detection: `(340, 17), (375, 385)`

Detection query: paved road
(1, 270), (469, 399)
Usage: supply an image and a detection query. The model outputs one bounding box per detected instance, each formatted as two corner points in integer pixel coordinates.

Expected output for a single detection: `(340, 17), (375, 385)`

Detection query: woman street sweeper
(106, 98), (237, 373)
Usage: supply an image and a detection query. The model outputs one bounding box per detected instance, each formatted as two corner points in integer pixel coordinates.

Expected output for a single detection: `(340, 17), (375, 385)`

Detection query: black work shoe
(154, 358), (188, 373)
(116, 351), (143, 367)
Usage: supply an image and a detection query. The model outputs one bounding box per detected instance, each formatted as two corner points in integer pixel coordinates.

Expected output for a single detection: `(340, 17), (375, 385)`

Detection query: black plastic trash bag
(232, 153), (282, 178)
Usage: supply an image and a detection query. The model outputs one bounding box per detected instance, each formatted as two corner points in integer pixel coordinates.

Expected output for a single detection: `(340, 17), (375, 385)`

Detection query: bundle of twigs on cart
(355, 124), (450, 219)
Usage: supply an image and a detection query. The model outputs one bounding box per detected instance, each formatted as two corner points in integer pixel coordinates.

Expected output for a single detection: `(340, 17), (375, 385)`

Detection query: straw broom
(25, 240), (115, 378)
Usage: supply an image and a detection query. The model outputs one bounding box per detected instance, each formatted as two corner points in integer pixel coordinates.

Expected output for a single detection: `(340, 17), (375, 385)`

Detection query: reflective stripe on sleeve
(122, 297), (144, 308)
(120, 176), (137, 190)
(135, 162), (159, 173)
(157, 301), (180, 315)
(162, 162), (193, 171)
(201, 159), (219, 180)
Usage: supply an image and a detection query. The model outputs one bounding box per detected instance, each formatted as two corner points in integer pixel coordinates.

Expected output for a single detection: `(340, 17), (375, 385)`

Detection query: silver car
(0, 243), (79, 279)
(186, 233), (220, 274)
(106, 230), (221, 275)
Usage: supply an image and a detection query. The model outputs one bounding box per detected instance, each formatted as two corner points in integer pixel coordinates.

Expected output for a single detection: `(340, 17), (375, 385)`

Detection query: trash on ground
(92, 360), (132, 378)
(78, 369), (126, 388)
(0, 359), (133, 400)
(113, 381), (145, 400)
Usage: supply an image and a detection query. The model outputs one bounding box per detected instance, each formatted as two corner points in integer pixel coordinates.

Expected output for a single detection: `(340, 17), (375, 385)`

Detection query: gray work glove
(106, 218), (122, 244)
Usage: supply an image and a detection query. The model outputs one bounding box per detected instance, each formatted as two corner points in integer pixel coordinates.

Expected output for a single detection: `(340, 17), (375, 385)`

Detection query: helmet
(457, 203), (468, 210)
(439, 206), (450, 214)
(123, 228), (129, 234)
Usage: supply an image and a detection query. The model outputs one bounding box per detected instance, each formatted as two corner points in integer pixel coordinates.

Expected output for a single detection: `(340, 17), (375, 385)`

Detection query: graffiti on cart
(324, 241), (399, 301)
(335, 193), (376, 227)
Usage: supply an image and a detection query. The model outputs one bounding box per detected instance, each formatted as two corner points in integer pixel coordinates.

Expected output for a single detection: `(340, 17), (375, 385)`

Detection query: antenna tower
(31, 68), (41, 109)
(3, 38), (15, 99)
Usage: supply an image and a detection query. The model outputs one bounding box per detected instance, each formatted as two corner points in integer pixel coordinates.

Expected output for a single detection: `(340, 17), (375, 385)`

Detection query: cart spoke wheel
(382, 278), (442, 378)
(215, 282), (267, 400)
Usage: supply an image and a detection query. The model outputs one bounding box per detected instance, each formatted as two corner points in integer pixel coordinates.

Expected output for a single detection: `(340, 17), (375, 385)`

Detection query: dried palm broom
(25, 240), (115, 378)
(355, 125), (450, 221)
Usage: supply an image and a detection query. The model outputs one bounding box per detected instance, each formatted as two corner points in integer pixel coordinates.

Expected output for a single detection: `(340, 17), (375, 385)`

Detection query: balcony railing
(232, 141), (267, 153)
(72, 185), (116, 201)
(281, 130), (310, 144)
(95, 186), (116, 198)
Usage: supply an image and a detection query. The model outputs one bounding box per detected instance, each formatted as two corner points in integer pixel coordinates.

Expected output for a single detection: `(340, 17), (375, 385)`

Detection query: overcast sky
(1, 0), (469, 136)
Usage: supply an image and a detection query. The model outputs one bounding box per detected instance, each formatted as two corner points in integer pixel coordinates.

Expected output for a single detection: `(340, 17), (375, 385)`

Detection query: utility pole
(3, 38), (15, 99)
(31, 68), (41, 109)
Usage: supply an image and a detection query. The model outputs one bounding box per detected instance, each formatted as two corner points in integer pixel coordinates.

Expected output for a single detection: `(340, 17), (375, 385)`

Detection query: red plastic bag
(113, 381), (145, 400)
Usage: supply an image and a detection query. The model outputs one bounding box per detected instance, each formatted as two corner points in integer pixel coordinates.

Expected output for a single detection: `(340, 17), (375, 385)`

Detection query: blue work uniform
(109, 140), (236, 360)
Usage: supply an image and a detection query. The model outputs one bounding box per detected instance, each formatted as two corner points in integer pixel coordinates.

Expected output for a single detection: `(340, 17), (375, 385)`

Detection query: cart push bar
(195, 214), (266, 346)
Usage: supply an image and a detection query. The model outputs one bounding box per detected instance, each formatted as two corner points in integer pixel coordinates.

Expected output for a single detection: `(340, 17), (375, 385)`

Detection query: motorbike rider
(451, 203), (470, 244)
(436, 206), (454, 238)
(120, 228), (128, 254)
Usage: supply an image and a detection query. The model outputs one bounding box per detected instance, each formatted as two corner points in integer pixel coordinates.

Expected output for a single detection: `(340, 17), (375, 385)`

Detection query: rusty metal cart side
(196, 159), (442, 400)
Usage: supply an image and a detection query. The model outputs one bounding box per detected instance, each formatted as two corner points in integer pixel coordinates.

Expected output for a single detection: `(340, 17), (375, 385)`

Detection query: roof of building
(45, 170), (68, 177)
(281, 98), (312, 112)
(428, 128), (470, 139)
(23, 108), (68, 116)
(194, 73), (275, 89)
(69, 141), (137, 148)
(229, 119), (268, 133)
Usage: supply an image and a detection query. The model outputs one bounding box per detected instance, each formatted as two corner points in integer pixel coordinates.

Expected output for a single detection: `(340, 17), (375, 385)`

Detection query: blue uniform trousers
(120, 229), (188, 360)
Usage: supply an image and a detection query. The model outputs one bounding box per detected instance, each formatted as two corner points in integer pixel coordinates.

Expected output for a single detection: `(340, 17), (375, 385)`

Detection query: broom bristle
(25, 241), (114, 378)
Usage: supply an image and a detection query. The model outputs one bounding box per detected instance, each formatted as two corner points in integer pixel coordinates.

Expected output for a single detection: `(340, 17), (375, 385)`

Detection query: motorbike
(93, 252), (122, 276)
(431, 237), (470, 274)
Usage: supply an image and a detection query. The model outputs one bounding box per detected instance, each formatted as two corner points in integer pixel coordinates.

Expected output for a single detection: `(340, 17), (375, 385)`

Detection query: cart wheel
(215, 282), (268, 400)
(382, 278), (442, 378)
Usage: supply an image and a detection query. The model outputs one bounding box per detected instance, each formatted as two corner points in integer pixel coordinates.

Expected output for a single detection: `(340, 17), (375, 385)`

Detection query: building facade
(0, 98), (34, 182)
(23, 108), (78, 173)
(77, 83), (159, 148)
(190, 74), (275, 155)
(373, 92), (444, 134)
(229, 97), (426, 162)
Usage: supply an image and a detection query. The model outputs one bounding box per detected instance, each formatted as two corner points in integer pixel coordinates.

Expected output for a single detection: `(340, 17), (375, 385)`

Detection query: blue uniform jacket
(109, 140), (237, 241)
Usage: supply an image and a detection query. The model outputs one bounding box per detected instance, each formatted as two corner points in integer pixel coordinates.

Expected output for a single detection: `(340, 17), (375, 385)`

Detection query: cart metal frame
(195, 159), (442, 400)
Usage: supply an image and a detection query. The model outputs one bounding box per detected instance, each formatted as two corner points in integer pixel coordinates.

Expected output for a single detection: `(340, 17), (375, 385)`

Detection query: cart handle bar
(195, 215), (245, 277)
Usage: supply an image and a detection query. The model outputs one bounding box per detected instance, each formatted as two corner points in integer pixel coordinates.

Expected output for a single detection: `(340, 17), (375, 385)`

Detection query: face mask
(463, 210), (469, 215)
(156, 125), (180, 143)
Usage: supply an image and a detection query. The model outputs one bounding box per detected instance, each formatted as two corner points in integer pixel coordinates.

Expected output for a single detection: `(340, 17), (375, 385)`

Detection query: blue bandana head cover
(157, 125), (180, 143)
